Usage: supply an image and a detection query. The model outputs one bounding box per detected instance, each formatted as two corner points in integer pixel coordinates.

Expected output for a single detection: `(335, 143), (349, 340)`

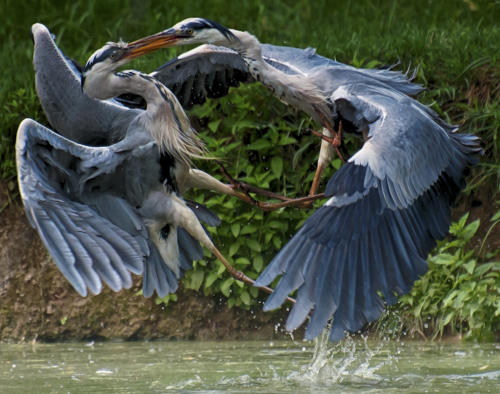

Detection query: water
(1, 336), (499, 393)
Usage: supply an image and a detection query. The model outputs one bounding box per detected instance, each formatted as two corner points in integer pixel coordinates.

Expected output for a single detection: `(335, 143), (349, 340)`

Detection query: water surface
(1, 336), (499, 392)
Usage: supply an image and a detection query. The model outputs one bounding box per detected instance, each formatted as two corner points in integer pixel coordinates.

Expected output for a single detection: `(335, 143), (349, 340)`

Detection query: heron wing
(255, 84), (481, 341)
(128, 42), (419, 113)
(16, 118), (149, 296)
(261, 44), (423, 96)
(32, 23), (141, 145)
(150, 44), (253, 109)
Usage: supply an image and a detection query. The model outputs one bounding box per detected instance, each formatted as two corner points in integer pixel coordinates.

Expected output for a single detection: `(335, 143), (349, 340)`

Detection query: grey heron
(124, 18), (483, 340)
(22, 24), (291, 301)
(126, 18), (425, 199)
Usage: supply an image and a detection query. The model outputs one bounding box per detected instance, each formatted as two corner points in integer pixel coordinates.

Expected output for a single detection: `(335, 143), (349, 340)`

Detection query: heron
(126, 18), (425, 200)
(123, 18), (482, 340)
(22, 24), (292, 301)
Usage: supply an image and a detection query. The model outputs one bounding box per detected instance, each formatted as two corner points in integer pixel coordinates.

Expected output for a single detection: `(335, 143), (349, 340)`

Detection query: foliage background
(0, 0), (498, 340)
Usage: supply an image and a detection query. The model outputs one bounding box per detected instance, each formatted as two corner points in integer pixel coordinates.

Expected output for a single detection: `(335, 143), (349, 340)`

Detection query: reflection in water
(1, 337), (499, 392)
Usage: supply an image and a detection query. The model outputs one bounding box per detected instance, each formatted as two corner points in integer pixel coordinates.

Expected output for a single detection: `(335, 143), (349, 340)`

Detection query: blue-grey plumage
(26, 23), (274, 300)
(127, 18), (482, 341)
(25, 24), (224, 298)
(121, 18), (425, 206)
(255, 85), (482, 341)
(16, 116), (226, 298)
(31, 23), (140, 146)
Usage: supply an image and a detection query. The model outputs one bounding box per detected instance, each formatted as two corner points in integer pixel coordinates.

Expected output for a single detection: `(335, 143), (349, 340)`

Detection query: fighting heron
(124, 18), (482, 340)
(127, 18), (425, 199)
(22, 24), (288, 301)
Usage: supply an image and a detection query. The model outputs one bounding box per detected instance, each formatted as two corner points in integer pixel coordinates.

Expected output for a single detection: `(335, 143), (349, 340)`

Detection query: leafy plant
(173, 84), (345, 309)
(394, 213), (499, 341)
(1, 0), (499, 340)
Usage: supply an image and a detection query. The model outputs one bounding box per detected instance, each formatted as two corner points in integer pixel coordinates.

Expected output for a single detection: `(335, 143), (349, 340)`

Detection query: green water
(1, 336), (498, 393)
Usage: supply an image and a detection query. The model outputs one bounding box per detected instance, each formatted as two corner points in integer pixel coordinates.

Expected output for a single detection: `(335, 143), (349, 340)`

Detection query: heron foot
(314, 114), (345, 163)
(211, 247), (295, 305)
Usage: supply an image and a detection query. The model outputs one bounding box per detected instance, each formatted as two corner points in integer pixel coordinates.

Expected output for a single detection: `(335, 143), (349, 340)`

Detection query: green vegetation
(378, 211), (499, 341)
(1, 0), (498, 340)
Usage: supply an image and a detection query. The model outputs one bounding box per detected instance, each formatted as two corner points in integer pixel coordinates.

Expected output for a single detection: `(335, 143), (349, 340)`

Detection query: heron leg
(304, 120), (345, 203)
(309, 127), (335, 197)
(312, 118), (344, 162)
(211, 246), (295, 304)
(218, 163), (325, 210)
(165, 193), (295, 303)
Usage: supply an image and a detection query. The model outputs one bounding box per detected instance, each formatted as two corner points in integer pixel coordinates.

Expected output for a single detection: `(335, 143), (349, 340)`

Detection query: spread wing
(260, 44), (423, 96)
(146, 43), (422, 112)
(32, 23), (141, 145)
(17, 118), (218, 299)
(254, 84), (481, 341)
(150, 44), (253, 109)
(16, 118), (149, 296)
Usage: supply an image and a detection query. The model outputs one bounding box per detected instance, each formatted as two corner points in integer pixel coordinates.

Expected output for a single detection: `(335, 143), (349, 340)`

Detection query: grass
(1, 0), (499, 339)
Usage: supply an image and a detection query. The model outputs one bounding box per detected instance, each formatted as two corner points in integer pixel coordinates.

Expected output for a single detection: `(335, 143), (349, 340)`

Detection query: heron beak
(124, 28), (180, 58)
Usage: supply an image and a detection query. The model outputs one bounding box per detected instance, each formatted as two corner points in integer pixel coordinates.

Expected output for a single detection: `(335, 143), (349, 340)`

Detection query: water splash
(288, 330), (392, 386)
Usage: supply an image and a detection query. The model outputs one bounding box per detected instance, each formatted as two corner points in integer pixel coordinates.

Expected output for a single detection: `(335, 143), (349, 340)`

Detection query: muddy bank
(0, 181), (295, 342)
(1, 180), (497, 343)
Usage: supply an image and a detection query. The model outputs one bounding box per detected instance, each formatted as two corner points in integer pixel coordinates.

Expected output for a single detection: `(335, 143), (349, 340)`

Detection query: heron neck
(105, 72), (204, 165)
(105, 72), (165, 105)
(224, 31), (329, 125)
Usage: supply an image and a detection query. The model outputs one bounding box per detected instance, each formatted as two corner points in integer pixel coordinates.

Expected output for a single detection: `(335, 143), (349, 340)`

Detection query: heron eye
(186, 28), (194, 35)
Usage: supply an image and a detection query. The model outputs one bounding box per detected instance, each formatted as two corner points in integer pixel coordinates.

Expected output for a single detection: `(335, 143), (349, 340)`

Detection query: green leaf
(204, 272), (218, 289)
(240, 290), (251, 305)
(232, 119), (259, 132)
(463, 259), (476, 274)
(458, 213), (470, 230)
(247, 138), (272, 150)
(229, 242), (240, 257)
(217, 263), (226, 275)
(249, 286), (259, 298)
(187, 270), (204, 291)
(268, 220), (287, 231)
(491, 209), (500, 222)
(247, 239), (262, 252)
(331, 158), (342, 170)
(235, 279), (245, 288)
(474, 262), (496, 276)
(271, 156), (283, 178)
(272, 236), (282, 249)
(432, 253), (457, 265)
(241, 224), (258, 235)
(235, 257), (251, 266)
(253, 256), (264, 272)
(292, 140), (314, 168)
(231, 223), (241, 238)
(279, 135), (298, 145)
(220, 277), (234, 297)
(208, 119), (222, 132)
(462, 219), (480, 241)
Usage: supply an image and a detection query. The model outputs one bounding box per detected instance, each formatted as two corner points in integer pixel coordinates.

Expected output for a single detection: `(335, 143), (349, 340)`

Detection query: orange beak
(124, 29), (180, 59)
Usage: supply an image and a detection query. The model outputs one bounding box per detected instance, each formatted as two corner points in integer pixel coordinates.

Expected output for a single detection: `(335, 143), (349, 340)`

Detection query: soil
(1, 178), (497, 343)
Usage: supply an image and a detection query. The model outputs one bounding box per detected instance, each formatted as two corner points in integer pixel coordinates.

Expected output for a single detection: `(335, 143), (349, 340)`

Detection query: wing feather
(255, 84), (481, 341)
(32, 23), (141, 145)
(16, 119), (151, 296)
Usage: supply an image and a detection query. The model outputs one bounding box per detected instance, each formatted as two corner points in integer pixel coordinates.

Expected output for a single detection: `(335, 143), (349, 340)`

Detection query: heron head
(127, 18), (238, 52)
(81, 41), (145, 97)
